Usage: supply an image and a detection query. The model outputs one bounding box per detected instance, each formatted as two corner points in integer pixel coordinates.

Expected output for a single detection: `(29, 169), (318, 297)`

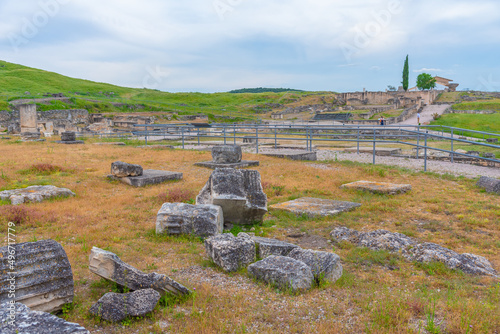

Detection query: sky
(1, 0), (500, 93)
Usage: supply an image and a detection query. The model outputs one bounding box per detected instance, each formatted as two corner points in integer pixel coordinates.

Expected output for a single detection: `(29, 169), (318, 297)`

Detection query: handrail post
(255, 127), (259, 154)
(145, 126), (148, 146)
(357, 126), (360, 154)
(274, 126), (277, 149)
(224, 126), (226, 145)
(424, 131), (428, 172)
(233, 124), (236, 144)
(182, 127), (185, 149)
(416, 126), (420, 159)
(197, 128), (200, 145)
(450, 129), (454, 163)
(373, 129), (376, 165)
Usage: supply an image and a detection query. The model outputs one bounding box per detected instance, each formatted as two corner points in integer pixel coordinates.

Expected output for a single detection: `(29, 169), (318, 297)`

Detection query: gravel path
(398, 104), (450, 125)
(316, 150), (500, 179)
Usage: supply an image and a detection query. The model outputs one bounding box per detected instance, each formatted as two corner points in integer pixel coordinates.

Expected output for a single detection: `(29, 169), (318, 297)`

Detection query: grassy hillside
(452, 99), (500, 111)
(0, 60), (319, 121)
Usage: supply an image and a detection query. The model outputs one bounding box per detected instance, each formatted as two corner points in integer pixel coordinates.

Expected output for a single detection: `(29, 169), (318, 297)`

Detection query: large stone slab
(248, 236), (299, 258)
(0, 302), (89, 334)
(111, 161), (143, 177)
(330, 227), (498, 277)
(212, 145), (242, 163)
(89, 247), (191, 296)
(108, 169), (183, 187)
(344, 147), (402, 156)
(196, 168), (267, 224)
(341, 181), (412, 195)
(0, 240), (74, 313)
(156, 203), (223, 238)
(262, 150), (317, 161)
(247, 255), (314, 292)
(55, 140), (84, 145)
(89, 289), (160, 323)
(205, 234), (255, 272)
(476, 176), (500, 194)
(287, 248), (343, 283)
(270, 197), (361, 217)
(194, 160), (260, 169)
(0, 185), (75, 205)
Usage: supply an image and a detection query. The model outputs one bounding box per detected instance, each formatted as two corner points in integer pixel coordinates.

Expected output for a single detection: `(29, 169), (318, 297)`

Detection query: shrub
(20, 163), (66, 175)
(157, 188), (194, 203)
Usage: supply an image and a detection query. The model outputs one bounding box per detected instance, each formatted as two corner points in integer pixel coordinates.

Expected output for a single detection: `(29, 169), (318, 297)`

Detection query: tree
(416, 73), (436, 90)
(402, 55), (409, 92)
(387, 85), (396, 91)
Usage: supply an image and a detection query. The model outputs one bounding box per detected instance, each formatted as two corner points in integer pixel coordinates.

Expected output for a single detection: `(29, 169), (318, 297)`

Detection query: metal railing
(88, 123), (500, 172)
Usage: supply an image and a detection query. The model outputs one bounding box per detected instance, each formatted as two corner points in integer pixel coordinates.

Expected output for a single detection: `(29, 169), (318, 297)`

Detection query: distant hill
(228, 88), (304, 94)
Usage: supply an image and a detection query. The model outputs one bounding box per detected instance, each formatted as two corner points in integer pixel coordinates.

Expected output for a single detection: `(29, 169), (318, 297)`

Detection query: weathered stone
(205, 234), (255, 272)
(156, 203), (223, 238)
(250, 236), (299, 258)
(0, 240), (74, 313)
(89, 289), (160, 323)
(270, 197), (361, 217)
(486, 138), (498, 143)
(466, 151), (480, 156)
(194, 160), (260, 169)
(108, 169), (183, 187)
(212, 145), (242, 163)
(196, 168), (267, 224)
(262, 150), (317, 161)
(20, 132), (41, 141)
(111, 161), (143, 177)
(0, 185), (75, 205)
(61, 132), (76, 142)
(482, 153), (495, 158)
(330, 227), (498, 277)
(341, 181), (412, 195)
(476, 176), (500, 194)
(247, 256), (314, 292)
(0, 303), (89, 334)
(89, 247), (191, 296)
(287, 248), (343, 283)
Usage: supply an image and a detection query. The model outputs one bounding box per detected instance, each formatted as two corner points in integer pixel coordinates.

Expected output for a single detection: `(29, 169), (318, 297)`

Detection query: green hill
(0, 60), (321, 122)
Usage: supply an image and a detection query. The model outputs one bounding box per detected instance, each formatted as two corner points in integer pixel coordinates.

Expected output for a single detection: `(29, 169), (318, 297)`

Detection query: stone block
(0, 185), (75, 205)
(250, 236), (299, 258)
(262, 150), (317, 161)
(270, 197), (361, 217)
(108, 170), (183, 187)
(212, 145), (242, 163)
(476, 176), (500, 194)
(156, 203), (223, 238)
(486, 138), (498, 143)
(247, 256), (314, 292)
(89, 247), (191, 296)
(341, 181), (412, 195)
(194, 160), (260, 169)
(111, 161), (143, 177)
(0, 240), (74, 313)
(205, 234), (255, 272)
(287, 248), (343, 283)
(196, 168), (267, 224)
(0, 303), (89, 334)
(89, 289), (160, 323)
(61, 132), (76, 142)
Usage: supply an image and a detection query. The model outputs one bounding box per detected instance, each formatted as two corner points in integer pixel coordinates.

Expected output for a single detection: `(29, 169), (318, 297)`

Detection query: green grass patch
(453, 99), (500, 111)
(430, 113), (500, 135)
(344, 247), (400, 268)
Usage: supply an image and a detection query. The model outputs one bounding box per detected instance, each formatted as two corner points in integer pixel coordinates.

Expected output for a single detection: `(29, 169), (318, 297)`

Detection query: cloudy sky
(1, 0), (500, 92)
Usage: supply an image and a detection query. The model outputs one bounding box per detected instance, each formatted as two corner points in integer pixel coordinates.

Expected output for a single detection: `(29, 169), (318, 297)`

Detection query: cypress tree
(402, 55), (409, 92)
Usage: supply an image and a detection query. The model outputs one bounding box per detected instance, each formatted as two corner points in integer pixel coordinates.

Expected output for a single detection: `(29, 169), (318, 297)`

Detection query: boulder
(0, 302), (89, 334)
(250, 236), (299, 258)
(111, 161), (143, 178)
(247, 256), (314, 292)
(270, 197), (361, 217)
(89, 289), (160, 323)
(196, 168), (267, 225)
(0, 185), (75, 205)
(330, 227), (498, 277)
(287, 248), (343, 283)
(476, 176), (500, 194)
(205, 234), (255, 272)
(156, 203), (224, 238)
(212, 145), (242, 164)
(466, 151), (480, 156)
(0, 240), (74, 313)
(89, 247), (191, 296)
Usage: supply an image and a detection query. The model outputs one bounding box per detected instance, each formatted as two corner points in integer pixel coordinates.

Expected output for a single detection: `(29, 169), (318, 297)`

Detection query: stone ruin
(108, 161), (183, 187)
(55, 131), (84, 145)
(476, 176), (500, 195)
(19, 104), (41, 141)
(194, 144), (260, 169)
(270, 197), (361, 217)
(196, 168), (268, 225)
(0, 185), (75, 205)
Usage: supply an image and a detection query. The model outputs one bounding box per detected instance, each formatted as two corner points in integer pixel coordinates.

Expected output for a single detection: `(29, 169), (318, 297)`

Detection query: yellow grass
(0, 138), (499, 333)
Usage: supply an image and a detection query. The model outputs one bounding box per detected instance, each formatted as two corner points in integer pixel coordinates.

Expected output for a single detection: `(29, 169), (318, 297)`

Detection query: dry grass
(0, 137), (499, 333)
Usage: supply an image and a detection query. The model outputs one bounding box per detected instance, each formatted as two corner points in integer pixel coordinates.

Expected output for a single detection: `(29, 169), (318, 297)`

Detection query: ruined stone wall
(340, 90), (440, 106)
